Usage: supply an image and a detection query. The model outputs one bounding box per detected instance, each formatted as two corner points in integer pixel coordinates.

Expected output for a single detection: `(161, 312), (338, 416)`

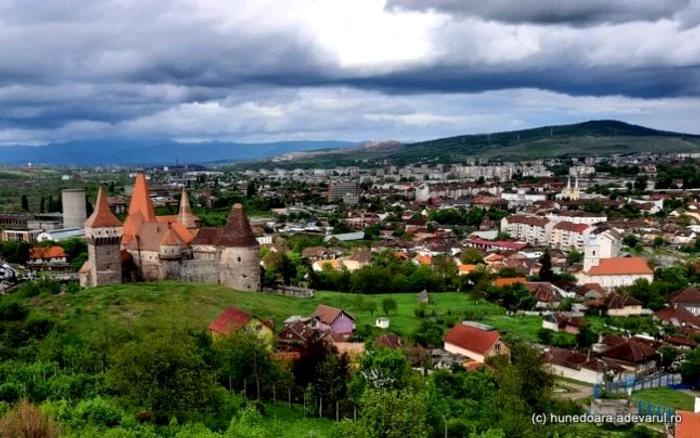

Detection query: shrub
(0, 302), (28, 322)
(0, 399), (61, 438)
(73, 397), (124, 428)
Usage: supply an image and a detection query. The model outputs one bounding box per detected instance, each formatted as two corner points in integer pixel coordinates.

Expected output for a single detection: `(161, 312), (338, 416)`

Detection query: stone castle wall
(218, 246), (261, 291)
(180, 259), (219, 283)
(88, 239), (122, 287)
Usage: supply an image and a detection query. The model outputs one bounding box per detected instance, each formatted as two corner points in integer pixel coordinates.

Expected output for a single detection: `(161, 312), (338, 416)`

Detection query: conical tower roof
(128, 173), (156, 222)
(217, 203), (258, 247)
(177, 187), (197, 229)
(85, 186), (122, 228)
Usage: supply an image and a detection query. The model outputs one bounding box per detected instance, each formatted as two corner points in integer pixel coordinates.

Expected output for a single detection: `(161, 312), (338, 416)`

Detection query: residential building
(542, 313), (589, 335)
(444, 321), (510, 363)
(550, 222), (591, 252)
(208, 307), (274, 348)
(308, 305), (356, 338)
(500, 215), (553, 246)
(670, 289), (700, 316)
(544, 347), (622, 385)
(27, 246), (69, 271)
(328, 181), (359, 203)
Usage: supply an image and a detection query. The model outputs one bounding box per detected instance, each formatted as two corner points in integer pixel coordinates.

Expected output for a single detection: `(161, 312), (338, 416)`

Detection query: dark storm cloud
(0, 0), (699, 144)
(386, 0), (691, 25)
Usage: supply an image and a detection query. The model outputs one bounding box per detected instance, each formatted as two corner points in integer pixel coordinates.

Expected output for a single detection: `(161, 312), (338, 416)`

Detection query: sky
(1, 0), (700, 146)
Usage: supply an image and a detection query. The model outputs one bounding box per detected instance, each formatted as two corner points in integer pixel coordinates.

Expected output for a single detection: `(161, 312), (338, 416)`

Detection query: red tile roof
(553, 221), (589, 233)
(586, 257), (653, 276)
(29, 246), (67, 260)
(676, 411), (700, 438)
(444, 323), (501, 355)
(209, 307), (254, 335)
(670, 289), (700, 306)
(494, 277), (526, 288)
(601, 340), (657, 364)
(128, 174), (156, 222)
(654, 307), (700, 327)
(507, 215), (550, 227)
(85, 186), (122, 228)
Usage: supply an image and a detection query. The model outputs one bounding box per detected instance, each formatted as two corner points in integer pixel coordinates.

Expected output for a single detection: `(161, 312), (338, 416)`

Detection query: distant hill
(0, 139), (358, 166)
(248, 120), (700, 168)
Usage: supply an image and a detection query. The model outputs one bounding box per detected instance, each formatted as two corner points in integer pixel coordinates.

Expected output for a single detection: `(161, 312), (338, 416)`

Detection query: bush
(73, 397), (124, 428)
(0, 399), (61, 438)
(0, 302), (28, 321)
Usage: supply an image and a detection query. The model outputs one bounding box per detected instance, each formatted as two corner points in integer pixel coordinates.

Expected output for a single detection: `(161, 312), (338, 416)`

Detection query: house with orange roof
(413, 254), (432, 266)
(312, 259), (343, 272)
(457, 263), (478, 276)
(675, 410), (700, 438)
(28, 246), (69, 271)
(577, 257), (653, 289)
(493, 277), (526, 288)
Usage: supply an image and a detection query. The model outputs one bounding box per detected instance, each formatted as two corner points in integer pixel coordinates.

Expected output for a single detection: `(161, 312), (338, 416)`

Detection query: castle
(79, 174), (261, 291)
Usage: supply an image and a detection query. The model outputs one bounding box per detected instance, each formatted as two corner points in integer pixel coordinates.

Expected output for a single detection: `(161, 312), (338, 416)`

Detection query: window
(237, 256), (242, 262)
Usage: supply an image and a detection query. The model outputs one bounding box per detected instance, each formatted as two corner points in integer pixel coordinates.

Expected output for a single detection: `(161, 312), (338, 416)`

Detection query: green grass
(25, 282), (506, 338)
(633, 388), (695, 411)
(262, 404), (336, 438)
(482, 315), (543, 342)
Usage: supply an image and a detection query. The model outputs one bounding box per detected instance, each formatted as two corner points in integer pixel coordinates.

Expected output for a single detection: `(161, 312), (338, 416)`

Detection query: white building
(550, 222), (591, 252)
(546, 211), (607, 226)
(501, 215), (553, 246)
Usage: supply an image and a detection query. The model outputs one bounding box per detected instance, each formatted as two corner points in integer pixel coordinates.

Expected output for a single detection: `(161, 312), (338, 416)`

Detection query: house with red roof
(444, 321), (509, 363)
(209, 307), (274, 349)
(670, 289), (700, 316)
(28, 246), (69, 271)
(599, 338), (658, 377)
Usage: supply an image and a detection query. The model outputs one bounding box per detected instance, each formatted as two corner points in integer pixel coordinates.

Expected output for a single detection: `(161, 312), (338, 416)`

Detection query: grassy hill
(247, 120), (700, 168)
(26, 281), (547, 340)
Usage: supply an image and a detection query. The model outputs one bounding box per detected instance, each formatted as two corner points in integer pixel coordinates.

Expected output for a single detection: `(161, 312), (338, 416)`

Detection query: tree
(20, 195), (29, 211)
(623, 234), (639, 248)
(634, 175), (649, 191)
(40, 197), (46, 213)
(382, 298), (398, 316)
(566, 249), (583, 265)
(362, 299), (378, 316)
(352, 348), (411, 395)
(659, 345), (679, 371)
(336, 389), (429, 438)
(538, 252), (553, 282)
(214, 330), (277, 399)
(314, 352), (350, 417)
(107, 330), (217, 421)
(680, 347), (700, 388)
(461, 248), (484, 265)
(576, 326), (597, 348)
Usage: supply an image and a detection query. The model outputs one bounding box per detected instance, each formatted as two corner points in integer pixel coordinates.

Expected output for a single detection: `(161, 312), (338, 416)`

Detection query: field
(632, 388), (696, 411)
(26, 281), (516, 339)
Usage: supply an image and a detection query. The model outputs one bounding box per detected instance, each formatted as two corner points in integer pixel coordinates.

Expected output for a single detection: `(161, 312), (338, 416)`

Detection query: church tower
(84, 187), (123, 287)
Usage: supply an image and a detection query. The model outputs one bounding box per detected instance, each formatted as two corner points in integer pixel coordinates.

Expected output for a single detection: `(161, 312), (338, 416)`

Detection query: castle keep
(79, 174), (261, 290)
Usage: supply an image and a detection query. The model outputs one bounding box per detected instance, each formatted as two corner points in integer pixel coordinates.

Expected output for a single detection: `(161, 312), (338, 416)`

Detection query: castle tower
(122, 173), (156, 245)
(84, 187), (123, 287)
(217, 203), (261, 291)
(177, 187), (198, 229)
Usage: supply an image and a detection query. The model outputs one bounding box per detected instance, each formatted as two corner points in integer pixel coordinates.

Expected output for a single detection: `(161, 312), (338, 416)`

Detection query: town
(1, 151), (700, 437)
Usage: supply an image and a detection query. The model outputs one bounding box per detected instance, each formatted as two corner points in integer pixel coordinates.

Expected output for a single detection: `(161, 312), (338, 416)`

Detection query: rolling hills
(246, 120), (700, 168)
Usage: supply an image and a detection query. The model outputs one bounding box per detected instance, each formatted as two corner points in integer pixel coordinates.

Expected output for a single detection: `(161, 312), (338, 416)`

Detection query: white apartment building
(500, 215), (553, 246)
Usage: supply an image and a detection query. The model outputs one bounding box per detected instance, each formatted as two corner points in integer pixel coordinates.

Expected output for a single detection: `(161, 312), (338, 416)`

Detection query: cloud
(0, 0), (699, 145)
(385, 0), (691, 26)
